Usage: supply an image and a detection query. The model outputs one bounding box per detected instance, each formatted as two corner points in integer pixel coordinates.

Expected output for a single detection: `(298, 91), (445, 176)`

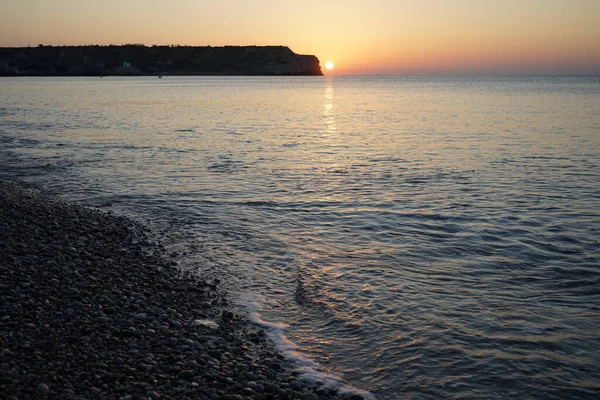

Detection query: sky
(1, 0), (599, 75)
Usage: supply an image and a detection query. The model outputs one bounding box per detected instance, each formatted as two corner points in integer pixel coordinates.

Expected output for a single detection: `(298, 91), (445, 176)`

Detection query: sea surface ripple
(1, 75), (599, 399)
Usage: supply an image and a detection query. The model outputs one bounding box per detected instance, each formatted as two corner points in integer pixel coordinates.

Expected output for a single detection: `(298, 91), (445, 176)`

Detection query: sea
(1, 75), (599, 399)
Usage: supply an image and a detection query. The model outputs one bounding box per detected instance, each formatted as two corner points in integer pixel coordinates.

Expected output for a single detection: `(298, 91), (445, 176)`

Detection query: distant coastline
(0, 44), (323, 76)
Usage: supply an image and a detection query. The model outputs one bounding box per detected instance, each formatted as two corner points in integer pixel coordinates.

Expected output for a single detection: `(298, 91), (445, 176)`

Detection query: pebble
(37, 383), (50, 392)
(246, 372), (258, 380)
(208, 350), (222, 359)
(302, 394), (320, 400)
(170, 319), (183, 329)
(264, 383), (278, 393)
(178, 370), (194, 380)
(290, 380), (303, 390)
(270, 362), (283, 371)
(167, 337), (178, 345)
(148, 391), (161, 399)
(158, 313), (169, 322)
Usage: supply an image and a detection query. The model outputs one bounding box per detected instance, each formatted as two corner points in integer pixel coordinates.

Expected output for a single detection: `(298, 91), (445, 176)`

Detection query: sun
(325, 61), (334, 70)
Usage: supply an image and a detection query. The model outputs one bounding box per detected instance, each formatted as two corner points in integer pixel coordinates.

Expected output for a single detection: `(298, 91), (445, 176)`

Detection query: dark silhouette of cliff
(0, 45), (323, 76)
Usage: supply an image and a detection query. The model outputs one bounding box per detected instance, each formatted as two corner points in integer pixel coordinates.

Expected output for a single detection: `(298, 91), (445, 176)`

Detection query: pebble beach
(0, 179), (358, 400)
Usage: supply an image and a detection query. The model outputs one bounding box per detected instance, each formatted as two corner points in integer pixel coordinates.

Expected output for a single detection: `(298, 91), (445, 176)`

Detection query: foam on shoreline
(239, 293), (377, 400)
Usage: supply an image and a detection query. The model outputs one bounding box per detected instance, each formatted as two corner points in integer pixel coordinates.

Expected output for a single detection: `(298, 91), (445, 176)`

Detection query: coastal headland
(0, 179), (360, 400)
(0, 45), (323, 76)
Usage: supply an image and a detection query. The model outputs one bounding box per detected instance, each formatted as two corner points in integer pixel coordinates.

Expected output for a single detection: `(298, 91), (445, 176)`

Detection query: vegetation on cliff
(0, 44), (323, 76)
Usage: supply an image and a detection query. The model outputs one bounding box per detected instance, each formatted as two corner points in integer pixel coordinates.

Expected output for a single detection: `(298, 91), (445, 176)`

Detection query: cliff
(0, 45), (323, 76)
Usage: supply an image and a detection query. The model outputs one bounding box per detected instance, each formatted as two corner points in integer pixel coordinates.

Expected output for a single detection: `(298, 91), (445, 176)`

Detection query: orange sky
(1, 0), (598, 75)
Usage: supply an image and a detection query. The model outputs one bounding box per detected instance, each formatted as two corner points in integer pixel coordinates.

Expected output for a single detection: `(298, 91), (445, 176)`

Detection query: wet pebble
(290, 380), (303, 391)
(37, 383), (50, 392)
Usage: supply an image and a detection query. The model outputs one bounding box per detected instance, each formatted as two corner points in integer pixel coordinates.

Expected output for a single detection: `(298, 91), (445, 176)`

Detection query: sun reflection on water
(322, 77), (337, 136)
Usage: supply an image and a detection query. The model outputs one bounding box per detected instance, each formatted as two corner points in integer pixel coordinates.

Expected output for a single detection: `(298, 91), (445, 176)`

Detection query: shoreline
(0, 179), (358, 400)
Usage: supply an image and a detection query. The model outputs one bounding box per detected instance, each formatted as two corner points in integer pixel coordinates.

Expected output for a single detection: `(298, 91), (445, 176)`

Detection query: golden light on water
(325, 61), (334, 70)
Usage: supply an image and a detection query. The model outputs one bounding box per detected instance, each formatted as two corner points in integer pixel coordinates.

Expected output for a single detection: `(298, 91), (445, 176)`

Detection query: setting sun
(325, 61), (334, 70)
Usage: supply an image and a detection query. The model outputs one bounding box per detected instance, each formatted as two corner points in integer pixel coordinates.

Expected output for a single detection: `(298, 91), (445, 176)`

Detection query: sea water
(1, 75), (599, 399)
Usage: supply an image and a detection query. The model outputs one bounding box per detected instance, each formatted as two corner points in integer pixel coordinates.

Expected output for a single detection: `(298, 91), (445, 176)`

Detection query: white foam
(192, 319), (219, 329)
(237, 292), (377, 400)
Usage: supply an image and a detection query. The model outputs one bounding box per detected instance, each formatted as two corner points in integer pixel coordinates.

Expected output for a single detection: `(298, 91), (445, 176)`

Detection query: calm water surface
(1, 76), (600, 399)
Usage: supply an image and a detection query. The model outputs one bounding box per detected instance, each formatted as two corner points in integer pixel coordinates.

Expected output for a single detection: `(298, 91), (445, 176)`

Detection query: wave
(238, 291), (377, 400)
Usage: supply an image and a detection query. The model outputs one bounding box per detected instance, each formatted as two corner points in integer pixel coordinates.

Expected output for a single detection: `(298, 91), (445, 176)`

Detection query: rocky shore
(0, 180), (356, 400)
(0, 45), (323, 76)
